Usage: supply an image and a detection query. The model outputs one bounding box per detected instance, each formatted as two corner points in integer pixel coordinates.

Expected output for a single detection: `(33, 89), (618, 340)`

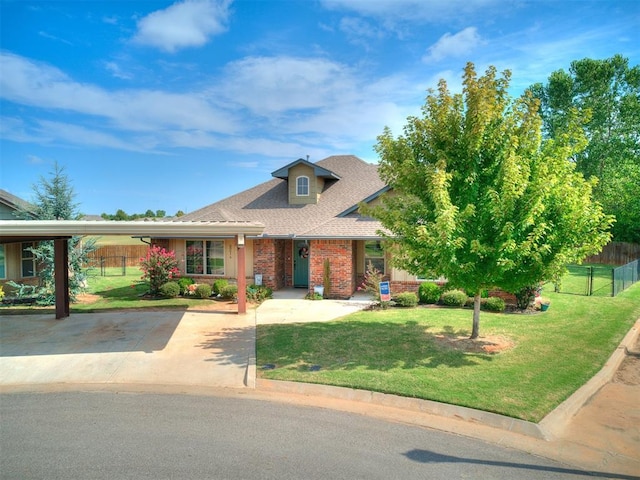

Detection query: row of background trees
(100, 209), (185, 221)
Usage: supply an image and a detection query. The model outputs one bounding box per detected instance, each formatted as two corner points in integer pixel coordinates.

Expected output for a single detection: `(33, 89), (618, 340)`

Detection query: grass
(3, 267), (638, 422)
(89, 235), (146, 246)
(257, 283), (640, 422)
(1, 269), (235, 313)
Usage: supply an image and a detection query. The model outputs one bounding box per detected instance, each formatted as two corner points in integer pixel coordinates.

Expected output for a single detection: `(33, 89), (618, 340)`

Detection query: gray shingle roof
(179, 155), (387, 238)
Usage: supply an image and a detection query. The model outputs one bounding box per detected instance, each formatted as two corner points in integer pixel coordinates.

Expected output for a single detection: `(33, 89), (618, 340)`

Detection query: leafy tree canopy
(529, 55), (640, 243)
(367, 63), (612, 338)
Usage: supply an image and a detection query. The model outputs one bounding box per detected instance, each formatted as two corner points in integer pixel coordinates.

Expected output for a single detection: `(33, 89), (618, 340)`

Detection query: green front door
(293, 241), (309, 287)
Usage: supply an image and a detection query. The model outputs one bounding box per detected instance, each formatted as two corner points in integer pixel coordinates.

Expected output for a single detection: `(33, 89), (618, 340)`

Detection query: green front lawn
(1, 271), (235, 313)
(257, 284), (640, 422)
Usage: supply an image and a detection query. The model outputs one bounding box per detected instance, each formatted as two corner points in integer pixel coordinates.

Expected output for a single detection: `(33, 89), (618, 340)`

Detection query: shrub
(195, 284), (212, 299)
(246, 285), (272, 303)
(358, 261), (385, 304)
(140, 246), (180, 295)
(305, 292), (323, 300)
(177, 277), (195, 295)
(212, 279), (229, 296)
(220, 284), (238, 300)
(159, 281), (180, 298)
(394, 292), (418, 307)
(481, 296), (506, 312)
(418, 282), (441, 304)
(441, 289), (468, 307)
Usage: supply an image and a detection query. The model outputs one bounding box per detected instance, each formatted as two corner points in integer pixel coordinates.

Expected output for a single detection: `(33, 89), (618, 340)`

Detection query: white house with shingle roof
(155, 155), (421, 298)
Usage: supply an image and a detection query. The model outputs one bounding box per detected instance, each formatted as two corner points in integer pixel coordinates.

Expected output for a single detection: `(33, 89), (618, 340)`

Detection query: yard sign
(379, 281), (391, 302)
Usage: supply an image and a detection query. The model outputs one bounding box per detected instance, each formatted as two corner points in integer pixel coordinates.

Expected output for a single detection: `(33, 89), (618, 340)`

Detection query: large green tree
(369, 63), (612, 339)
(14, 163), (95, 304)
(529, 55), (640, 243)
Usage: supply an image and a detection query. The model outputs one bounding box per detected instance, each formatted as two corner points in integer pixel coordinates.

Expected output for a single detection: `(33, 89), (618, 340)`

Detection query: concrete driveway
(0, 292), (371, 390)
(0, 309), (255, 388)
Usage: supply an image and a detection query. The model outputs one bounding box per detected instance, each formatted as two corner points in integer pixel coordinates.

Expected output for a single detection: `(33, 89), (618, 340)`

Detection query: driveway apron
(0, 310), (255, 388)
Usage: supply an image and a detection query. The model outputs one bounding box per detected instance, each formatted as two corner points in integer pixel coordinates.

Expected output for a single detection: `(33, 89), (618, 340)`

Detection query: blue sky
(1, 0), (638, 217)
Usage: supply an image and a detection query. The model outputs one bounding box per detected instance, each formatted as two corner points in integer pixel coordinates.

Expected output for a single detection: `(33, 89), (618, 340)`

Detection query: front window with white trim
(186, 240), (225, 275)
(364, 240), (385, 275)
(296, 176), (309, 196)
(21, 242), (36, 278)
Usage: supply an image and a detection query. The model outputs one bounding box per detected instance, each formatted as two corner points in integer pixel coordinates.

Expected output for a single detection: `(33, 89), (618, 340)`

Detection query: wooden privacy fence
(87, 245), (149, 267)
(584, 242), (640, 266)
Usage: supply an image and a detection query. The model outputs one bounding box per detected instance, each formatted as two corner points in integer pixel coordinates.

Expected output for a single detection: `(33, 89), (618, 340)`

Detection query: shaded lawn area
(257, 284), (640, 423)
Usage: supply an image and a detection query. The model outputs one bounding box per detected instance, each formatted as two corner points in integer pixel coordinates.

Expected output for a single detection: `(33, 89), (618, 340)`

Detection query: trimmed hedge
(394, 292), (418, 307)
(441, 289), (468, 307)
(418, 282), (442, 304)
(220, 284), (238, 300)
(481, 296), (506, 312)
(195, 283), (212, 299)
(213, 279), (229, 296)
(159, 281), (180, 298)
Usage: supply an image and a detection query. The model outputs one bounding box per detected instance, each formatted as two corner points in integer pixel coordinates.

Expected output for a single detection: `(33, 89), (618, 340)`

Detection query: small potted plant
(536, 296), (551, 311)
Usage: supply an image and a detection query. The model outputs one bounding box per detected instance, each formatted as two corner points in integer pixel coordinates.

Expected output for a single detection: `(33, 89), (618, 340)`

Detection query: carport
(0, 220), (264, 319)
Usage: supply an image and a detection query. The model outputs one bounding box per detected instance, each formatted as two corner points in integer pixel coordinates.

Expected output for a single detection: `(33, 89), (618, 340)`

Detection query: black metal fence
(613, 259), (640, 296)
(96, 256), (127, 276)
(555, 265), (613, 296)
(556, 260), (639, 297)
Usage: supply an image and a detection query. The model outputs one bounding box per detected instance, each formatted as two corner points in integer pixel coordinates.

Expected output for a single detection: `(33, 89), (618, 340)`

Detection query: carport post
(54, 238), (70, 319)
(237, 234), (247, 314)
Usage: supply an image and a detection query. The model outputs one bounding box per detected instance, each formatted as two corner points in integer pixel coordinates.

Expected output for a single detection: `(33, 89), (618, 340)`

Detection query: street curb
(244, 310), (257, 388)
(256, 379), (546, 439)
(538, 318), (640, 439)
(257, 318), (640, 442)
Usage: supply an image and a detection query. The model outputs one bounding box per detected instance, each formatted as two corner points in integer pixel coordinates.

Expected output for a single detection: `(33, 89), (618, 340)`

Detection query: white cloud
(27, 154), (46, 165)
(422, 27), (482, 63)
(0, 53), (238, 135)
(133, 0), (232, 52)
(103, 61), (133, 80)
(38, 31), (73, 45)
(321, 0), (501, 23)
(218, 56), (358, 115)
(339, 16), (385, 48)
(0, 52), (428, 159)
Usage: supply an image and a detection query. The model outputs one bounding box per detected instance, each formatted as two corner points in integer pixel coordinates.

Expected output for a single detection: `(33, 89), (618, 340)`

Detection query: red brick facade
(309, 239), (355, 299)
(253, 238), (289, 290)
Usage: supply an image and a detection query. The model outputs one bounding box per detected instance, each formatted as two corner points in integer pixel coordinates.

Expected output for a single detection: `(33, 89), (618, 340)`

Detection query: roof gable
(180, 155), (386, 238)
(271, 158), (341, 180)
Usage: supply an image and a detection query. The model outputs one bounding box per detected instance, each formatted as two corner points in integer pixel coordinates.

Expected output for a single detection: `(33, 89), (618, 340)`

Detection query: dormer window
(296, 176), (309, 196)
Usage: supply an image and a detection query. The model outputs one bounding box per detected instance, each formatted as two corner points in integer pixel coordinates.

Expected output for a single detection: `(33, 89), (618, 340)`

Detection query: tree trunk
(470, 292), (481, 339)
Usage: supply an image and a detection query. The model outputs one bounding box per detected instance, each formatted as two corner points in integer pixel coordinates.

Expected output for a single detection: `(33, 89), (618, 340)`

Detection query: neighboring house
(0, 189), (38, 286)
(155, 155), (422, 298)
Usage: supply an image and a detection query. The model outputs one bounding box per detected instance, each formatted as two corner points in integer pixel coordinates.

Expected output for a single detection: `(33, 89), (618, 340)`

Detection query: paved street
(0, 391), (616, 480)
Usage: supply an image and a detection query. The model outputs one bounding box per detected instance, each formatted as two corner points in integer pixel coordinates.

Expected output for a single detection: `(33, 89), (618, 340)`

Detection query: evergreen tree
(13, 163), (96, 304)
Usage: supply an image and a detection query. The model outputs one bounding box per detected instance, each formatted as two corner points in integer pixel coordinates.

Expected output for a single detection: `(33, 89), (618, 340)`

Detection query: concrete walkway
(1, 295), (638, 477)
